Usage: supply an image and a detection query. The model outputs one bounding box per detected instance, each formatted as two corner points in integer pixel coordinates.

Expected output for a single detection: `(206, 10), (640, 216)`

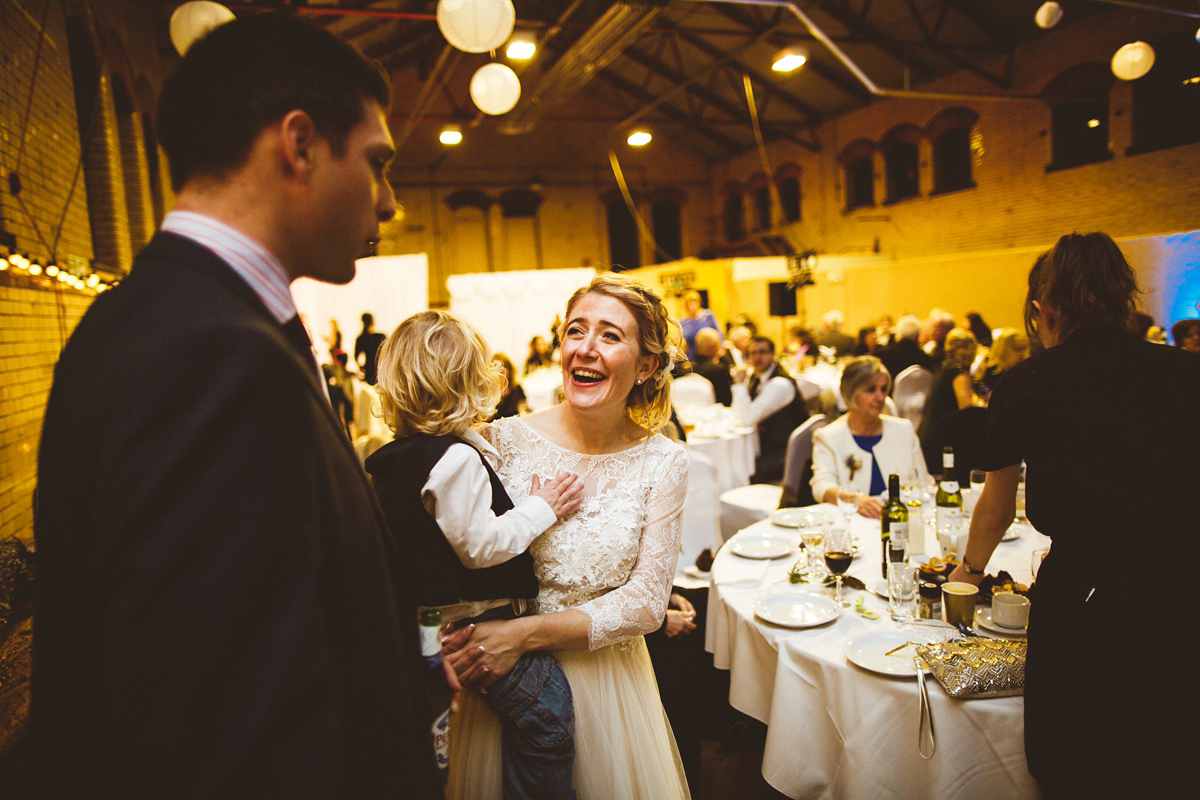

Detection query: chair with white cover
(717, 414), (827, 540)
(672, 372), (716, 411)
(678, 447), (722, 578)
(893, 365), (932, 429)
(884, 396), (898, 417)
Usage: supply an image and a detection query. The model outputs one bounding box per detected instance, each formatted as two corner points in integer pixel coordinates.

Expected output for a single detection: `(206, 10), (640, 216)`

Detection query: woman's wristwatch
(961, 555), (987, 576)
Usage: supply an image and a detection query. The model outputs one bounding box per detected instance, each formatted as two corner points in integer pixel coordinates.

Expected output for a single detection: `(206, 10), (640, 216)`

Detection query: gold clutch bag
(915, 638), (1026, 699)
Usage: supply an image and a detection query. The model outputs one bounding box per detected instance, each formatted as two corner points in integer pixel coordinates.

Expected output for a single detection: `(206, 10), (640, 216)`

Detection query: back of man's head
(694, 328), (721, 360)
(895, 314), (921, 341)
(157, 12), (389, 192)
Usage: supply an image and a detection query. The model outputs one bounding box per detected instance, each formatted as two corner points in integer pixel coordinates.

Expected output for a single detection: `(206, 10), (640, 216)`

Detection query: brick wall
(0, 1), (170, 549)
(709, 9), (1200, 332)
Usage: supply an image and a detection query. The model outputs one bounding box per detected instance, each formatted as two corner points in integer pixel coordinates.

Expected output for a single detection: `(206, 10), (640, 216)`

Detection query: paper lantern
(1111, 41), (1156, 81)
(469, 63), (521, 115)
(1034, 2), (1063, 30)
(436, 0), (515, 54)
(169, 1), (236, 56)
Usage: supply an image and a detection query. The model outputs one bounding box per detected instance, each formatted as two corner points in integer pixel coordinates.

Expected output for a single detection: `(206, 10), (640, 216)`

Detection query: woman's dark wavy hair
(1023, 232), (1140, 342)
(156, 12), (389, 191)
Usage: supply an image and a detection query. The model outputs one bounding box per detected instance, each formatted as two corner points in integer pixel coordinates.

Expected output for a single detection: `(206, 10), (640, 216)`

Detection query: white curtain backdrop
(291, 254), (429, 361)
(447, 268), (596, 369)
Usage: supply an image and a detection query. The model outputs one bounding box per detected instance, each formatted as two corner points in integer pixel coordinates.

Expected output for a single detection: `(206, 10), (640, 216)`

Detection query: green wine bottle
(935, 446), (963, 533)
(882, 473), (909, 577)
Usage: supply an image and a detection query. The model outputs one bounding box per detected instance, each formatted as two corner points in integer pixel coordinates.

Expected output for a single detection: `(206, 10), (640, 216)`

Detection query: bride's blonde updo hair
(560, 273), (681, 433)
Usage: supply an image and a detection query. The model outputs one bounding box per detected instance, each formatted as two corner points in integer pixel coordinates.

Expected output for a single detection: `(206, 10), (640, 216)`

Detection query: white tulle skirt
(447, 636), (690, 800)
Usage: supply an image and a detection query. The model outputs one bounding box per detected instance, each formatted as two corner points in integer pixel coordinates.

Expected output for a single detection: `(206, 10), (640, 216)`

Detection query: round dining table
(706, 505), (1050, 800)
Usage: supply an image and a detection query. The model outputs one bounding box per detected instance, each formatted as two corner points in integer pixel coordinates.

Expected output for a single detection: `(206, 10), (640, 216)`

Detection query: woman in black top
(491, 353), (528, 419)
(917, 326), (981, 472)
(950, 233), (1200, 799)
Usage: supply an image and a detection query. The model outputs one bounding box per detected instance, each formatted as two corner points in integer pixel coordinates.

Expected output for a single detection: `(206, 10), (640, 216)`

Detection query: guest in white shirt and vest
(731, 336), (810, 482)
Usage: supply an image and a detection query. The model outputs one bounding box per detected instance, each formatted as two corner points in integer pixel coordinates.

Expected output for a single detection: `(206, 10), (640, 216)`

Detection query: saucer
(975, 607), (1027, 637)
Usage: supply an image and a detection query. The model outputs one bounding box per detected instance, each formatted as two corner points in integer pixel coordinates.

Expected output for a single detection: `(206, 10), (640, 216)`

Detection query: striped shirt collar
(161, 210), (296, 323)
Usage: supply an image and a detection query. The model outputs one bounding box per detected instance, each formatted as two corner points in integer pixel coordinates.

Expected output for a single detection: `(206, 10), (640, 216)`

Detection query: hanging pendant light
(1111, 41), (1156, 81)
(169, 1), (236, 56)
(470, 63), (521, 115)
(1034, 2), (1063, 30)
(436, 0), (516, 54)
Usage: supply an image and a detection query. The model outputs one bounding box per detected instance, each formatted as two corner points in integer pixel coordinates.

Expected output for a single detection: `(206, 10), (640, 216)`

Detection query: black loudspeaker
(768, 282), (797, 317)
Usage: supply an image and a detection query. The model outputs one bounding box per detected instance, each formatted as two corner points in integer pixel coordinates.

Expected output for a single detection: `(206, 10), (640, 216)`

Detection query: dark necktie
(748, 373), (761, 400)
(282, 316), (331, 403)
(282, 315), (314, 361)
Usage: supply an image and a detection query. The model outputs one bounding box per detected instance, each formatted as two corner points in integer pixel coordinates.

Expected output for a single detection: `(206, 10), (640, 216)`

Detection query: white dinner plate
(1001, 526), (1022, 542)
(754, 591), (840, 628)
(683, 565), (710, 580)
(768, 510), (806, 527)
(871, 578), (890, 599)
(730, 535), (795, 559)
(845, 631), (934, 677)
(975, 607), (1028, 637)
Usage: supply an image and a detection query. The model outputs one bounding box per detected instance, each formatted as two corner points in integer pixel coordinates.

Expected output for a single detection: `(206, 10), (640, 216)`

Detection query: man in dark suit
(31, 14), (452, 798)
(877, 313), (935, 387)
(692, 327), (733, 405)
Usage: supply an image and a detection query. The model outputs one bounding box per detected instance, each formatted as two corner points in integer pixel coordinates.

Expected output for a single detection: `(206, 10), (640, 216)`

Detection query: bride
(447, 273), (690, 799)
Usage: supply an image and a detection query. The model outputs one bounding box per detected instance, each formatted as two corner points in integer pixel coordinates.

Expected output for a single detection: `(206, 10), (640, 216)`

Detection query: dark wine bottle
(935, 446), (963, 533)
(882, 473), (909, 577)
(419, 607), (452, 785)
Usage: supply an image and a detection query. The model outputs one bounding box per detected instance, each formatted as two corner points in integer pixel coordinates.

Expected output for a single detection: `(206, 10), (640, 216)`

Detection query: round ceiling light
(1034, 2), (1063, 30)
(470, 63), (522, 115)
(1111, 41), (1156, 81)
(436, 0), (516, 54)
(169, 1), (236, 56)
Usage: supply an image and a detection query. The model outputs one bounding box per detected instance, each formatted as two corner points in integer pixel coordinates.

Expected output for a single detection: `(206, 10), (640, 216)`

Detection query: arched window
(775, 164), (801, 223)
(722, 182), (745, 242)
(1042, 63), (1113, 170)
(838, 140), (875, 211)
(604, 190), (641, 271)
(1129, 31), (1200, 155)
(880, 124), (921, 203)
(650, 188), (685, 263)
(926, 107), (978, 194)
(746, 173), (770, 231)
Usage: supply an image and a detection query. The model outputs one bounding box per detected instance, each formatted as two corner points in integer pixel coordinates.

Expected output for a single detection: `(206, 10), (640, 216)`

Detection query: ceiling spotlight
(506, 31), (536, 60)
(772, 46), (808, 73)
(627, 130), (652, 147)
(1034, 2), (1063, 30)
(87, 273), (100, 287)
(439, 125), (463, 145)
(28, 263), (42, 276)
(1087, 118), (1101, 128)
(45, 264), (59, 277)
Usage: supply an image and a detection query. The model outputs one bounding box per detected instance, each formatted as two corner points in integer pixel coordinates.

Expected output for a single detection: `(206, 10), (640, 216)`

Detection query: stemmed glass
(836, 492), (858, 524)
(800, 528), (826, 582)
(824, 526), (854, 607)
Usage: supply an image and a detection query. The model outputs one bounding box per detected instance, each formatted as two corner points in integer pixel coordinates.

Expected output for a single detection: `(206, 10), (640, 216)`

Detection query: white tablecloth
(687, 429), (758, 493)
(706, 507), (1049, 800)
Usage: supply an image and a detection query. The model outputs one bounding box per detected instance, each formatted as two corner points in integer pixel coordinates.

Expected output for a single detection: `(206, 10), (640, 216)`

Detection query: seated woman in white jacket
(811, 356), (930, 518)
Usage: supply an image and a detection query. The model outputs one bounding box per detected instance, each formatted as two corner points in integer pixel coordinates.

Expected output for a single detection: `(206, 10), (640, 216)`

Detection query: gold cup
(942, 581), (979, 628)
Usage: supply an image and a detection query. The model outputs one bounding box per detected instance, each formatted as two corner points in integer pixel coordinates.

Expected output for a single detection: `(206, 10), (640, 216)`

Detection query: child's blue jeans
(484, 650), (578, 800)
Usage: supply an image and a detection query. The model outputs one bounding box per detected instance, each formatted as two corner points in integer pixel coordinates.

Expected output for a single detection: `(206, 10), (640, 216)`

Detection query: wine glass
(836, 492), (858, 524)
(800, 529), (826, 581)
(824, 527), (854, 607)
(1031, 547), (1049, 585)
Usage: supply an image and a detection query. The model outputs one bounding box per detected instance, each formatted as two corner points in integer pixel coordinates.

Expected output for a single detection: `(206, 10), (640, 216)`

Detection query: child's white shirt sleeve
(421, 438), (556, 569)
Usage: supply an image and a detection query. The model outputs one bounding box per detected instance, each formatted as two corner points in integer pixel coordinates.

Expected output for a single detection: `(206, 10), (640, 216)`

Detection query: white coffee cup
(992, 592), (1030, 629)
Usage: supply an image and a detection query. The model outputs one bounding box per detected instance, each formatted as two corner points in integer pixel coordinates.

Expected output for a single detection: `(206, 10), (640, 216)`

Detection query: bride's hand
(453, 618), (531, 691)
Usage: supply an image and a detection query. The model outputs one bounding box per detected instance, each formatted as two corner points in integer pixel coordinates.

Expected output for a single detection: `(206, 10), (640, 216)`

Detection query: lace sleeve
(577, 443), (687, 650)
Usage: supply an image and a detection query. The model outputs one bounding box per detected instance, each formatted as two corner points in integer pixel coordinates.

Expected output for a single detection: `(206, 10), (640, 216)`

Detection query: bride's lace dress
(446, 416), (691, 800)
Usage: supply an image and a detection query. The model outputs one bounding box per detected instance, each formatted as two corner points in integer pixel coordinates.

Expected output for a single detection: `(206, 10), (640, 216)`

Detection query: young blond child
(365, 310), (582, 800)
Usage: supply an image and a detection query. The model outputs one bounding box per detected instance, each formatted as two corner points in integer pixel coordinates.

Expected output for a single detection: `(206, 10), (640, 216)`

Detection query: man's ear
(279, 110), (318, 177)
